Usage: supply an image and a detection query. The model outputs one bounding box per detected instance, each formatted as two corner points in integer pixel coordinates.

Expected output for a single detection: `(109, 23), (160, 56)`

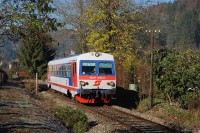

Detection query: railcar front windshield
(99, 62), (112, 75)
(81, 61), (114, 75)
(81, 62), (96, 75)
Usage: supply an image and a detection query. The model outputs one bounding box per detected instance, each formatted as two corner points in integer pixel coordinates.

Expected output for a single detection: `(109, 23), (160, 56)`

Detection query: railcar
(47, 52), (116, 104)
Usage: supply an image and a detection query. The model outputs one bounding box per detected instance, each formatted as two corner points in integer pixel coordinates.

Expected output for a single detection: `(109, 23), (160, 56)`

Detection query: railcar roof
(50, 54), (80, 61)
(48, 52), (114, 65)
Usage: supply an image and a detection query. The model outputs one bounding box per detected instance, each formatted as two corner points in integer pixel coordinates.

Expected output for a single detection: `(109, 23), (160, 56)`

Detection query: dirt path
(0, 85), (69, 133)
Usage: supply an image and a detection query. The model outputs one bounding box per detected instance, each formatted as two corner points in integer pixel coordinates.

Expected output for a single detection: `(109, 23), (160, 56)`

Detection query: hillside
(142, 0), (200, 50)
(0, 37), (18, 62)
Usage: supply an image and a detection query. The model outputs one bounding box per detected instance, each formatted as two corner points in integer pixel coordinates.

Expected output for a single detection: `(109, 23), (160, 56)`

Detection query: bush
(41, 73), (47, 81)
(188, 91), (200, 110)
(154, 49), (200, 109)
(24, 79), (36, 95)
(73, 121), (88, 133)
(136, 98), (150, 112)
(53, 106), (88, 133)
(137, 98), (165, 112)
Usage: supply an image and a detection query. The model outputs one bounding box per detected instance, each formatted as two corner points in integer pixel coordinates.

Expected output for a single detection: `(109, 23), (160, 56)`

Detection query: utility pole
(146, 29), (160, 109)
(143, 0), (161, 109)
(149, 30), (154, 109)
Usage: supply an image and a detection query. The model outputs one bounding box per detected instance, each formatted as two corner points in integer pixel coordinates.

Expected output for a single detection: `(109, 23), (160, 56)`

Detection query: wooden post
(147, 29), (160, 109)
(149, 32), (154, 109)
(36, 73), (38, 95)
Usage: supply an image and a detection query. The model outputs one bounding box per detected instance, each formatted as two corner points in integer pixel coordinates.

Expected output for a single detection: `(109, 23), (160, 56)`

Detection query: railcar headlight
(80, 81), (89, 86)
(110, 81), (115, 87)
(80, 81), (86, 86)
(107, 81), (115, 87)
(95, 52), (100, 57)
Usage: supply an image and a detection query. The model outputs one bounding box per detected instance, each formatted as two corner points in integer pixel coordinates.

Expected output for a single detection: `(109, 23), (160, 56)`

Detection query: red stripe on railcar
(75, 95), (110, 103)
(48, 81), (77, 91)
(79, 76), (116, 80)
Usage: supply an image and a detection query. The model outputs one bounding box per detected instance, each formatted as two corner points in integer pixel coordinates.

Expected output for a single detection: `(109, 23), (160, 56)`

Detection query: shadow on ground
(39, 84), (49, 91)
(109, 86), (140, 109)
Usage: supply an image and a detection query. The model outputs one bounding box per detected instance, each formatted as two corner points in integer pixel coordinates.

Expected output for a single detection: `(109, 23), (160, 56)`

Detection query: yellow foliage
(84, 0), (143, 72)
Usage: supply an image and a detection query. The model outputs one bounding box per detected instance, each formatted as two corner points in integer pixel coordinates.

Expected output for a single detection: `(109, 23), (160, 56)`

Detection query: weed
(36, 93), (44, 100)
(24, 80), (36, 95)
(73, 121), (88, 133)
(136, 98), (150, 112)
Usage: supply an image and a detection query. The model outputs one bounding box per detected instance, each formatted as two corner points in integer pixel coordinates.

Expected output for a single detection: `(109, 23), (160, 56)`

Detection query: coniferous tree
(18, 30), (55, 78)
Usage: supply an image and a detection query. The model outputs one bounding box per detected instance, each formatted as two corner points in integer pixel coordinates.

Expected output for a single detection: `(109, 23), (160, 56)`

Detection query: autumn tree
(1, 0), (60, 78)
(84, 0), (143, 88)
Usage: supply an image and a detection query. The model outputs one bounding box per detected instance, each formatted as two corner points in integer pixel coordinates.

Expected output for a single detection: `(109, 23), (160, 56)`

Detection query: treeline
(142, 0), (200, 50)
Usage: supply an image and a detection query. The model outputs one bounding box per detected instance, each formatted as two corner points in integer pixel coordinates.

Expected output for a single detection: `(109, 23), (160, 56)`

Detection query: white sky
(135, 0), (174, 6)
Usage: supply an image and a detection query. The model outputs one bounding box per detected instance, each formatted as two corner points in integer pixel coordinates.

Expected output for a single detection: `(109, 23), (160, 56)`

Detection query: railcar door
(71, 62), (77, 87)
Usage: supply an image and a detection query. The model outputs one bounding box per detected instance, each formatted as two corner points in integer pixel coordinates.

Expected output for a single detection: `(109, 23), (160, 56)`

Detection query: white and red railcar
(47, 52), (116, 103)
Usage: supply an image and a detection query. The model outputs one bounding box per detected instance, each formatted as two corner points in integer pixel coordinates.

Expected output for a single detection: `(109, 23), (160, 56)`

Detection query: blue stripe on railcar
(68, 77), (72, 86)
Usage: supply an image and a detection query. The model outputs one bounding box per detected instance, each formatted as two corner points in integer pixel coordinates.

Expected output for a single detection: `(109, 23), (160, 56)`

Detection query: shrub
(154, 49), (200, 109)
(188, 91), (200, 110)
(24, 79), (36, 95)
(73, 121), (88, 133)
(41, 73), (47, 81)
(136, 98), (150, 112)
(53, 106), (88, 133)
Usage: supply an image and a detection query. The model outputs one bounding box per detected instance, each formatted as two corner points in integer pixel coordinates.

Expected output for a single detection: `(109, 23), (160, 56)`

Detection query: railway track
(89, 105), (180, 133)
(47, 89), (182, 133)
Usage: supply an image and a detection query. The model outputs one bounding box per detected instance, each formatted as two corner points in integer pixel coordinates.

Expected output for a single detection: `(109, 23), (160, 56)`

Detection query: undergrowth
(136, 98), (200, 131)
(52, 106), (88, 133)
